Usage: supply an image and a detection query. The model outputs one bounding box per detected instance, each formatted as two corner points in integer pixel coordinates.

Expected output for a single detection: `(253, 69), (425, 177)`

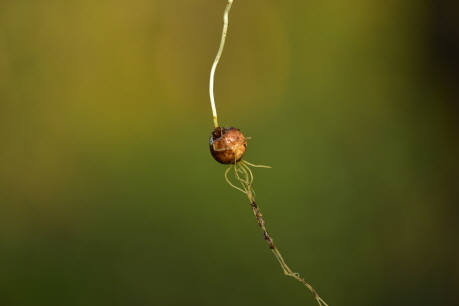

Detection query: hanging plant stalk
(208, 1), (328, 305)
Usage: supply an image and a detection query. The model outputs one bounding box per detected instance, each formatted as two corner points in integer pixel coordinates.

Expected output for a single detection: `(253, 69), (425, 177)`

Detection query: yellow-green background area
(1, 0), (458, 305)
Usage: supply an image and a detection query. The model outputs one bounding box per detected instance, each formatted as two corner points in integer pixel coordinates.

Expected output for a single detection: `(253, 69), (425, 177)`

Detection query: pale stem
(210, 0), (233, 128)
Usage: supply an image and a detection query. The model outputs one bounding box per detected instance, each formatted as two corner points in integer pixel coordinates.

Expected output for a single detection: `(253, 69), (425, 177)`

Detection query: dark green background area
(1, 1), (458, 305)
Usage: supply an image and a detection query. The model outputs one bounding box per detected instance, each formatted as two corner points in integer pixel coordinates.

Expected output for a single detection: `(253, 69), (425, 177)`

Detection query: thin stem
(210, 0), (234, 128)
(225, 160), (329, 306)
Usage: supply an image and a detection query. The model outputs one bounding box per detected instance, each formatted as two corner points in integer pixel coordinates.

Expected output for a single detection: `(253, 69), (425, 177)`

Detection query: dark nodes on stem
(209, 127), (247, 164)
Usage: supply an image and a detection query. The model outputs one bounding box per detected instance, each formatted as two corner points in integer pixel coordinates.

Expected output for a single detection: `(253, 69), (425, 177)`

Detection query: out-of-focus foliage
(1, 0), (458, 305)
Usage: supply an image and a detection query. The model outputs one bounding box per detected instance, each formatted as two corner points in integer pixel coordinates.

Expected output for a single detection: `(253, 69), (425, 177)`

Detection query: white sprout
(209, 0), (233, 128)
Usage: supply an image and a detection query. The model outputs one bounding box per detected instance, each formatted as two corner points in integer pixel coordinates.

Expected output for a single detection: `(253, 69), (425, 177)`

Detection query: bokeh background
(1, 0), (458, 305)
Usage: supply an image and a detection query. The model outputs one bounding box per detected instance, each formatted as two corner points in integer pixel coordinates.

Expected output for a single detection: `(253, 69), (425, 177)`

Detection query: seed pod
(210, 127), (247, 164)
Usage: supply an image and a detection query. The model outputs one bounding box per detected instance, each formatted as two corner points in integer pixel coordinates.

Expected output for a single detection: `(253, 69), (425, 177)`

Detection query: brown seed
(209, 127), (247, 164)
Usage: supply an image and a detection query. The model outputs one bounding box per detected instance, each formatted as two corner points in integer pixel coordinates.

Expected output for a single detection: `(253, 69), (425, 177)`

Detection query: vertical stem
(232, 161), (329, 306)
(210, 0), (234, 128)
(249, 199), (275, 249)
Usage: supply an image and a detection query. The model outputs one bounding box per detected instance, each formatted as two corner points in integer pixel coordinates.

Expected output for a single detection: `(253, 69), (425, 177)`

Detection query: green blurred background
(1, 0), (458, 305)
